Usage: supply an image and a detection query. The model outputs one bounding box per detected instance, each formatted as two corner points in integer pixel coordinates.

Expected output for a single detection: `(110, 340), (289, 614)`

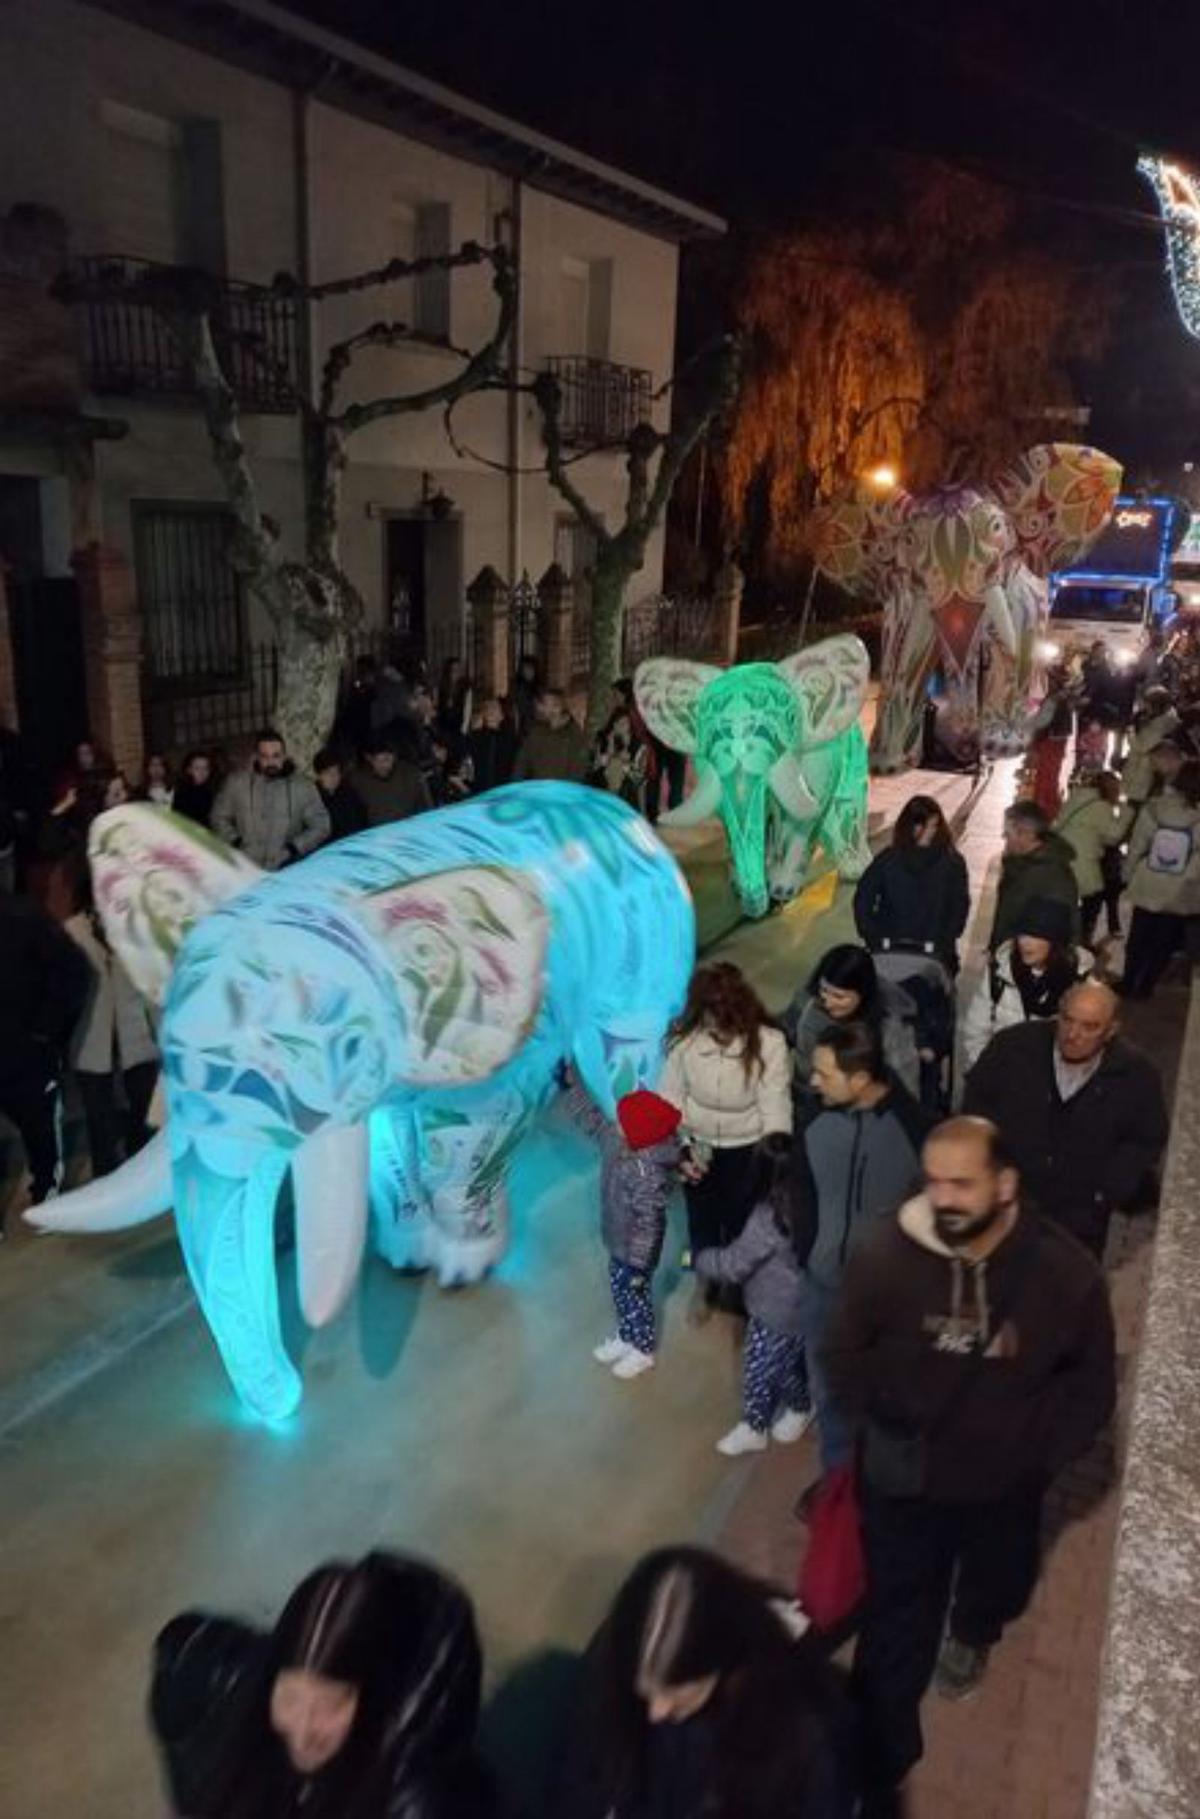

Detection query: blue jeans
(802, 1276), (852, 1470)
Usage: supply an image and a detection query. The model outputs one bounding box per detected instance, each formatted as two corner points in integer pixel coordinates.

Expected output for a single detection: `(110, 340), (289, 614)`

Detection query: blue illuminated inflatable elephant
(32, 784), (695, 1421)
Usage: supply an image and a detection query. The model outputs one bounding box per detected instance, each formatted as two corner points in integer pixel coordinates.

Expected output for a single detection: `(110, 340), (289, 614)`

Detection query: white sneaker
(716, 1422), (769, 1457)
(612, 1348), (655, 1380)
(593, 1335), (631, 1366)
(772, 1407), (815, 1445)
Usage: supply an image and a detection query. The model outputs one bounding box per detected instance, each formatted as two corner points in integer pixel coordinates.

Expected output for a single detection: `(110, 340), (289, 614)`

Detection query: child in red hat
(564, 1080), (682, 1379)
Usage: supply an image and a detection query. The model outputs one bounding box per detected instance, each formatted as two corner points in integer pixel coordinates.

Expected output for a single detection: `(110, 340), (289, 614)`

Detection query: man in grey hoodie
(211, 730), (329, 871)
(793, 1020), (932, 1470)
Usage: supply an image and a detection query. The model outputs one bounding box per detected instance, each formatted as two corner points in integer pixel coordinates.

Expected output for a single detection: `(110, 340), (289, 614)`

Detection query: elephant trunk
(173, 1144), (302, 1423)
(720, 770), (771, 920)
(25, 1129), (173, 1234)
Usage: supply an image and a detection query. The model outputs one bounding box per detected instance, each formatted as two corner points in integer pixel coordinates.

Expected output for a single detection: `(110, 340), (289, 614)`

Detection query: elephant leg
(873, 591), (937, 772)
(368, 1105), (436, 1273)
(417, 1089), (541, 1286)
(825, 794), (873, 879)
(173, 1146), (302, 1422)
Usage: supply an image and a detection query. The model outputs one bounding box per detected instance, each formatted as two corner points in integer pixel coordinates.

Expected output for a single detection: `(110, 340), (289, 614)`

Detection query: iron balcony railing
(76, 255), (299, 412)
(545, 356), (652, 448)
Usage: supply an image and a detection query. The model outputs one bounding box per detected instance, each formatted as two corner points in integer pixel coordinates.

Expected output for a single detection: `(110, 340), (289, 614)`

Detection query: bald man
(825, 1116), (1115, 1806)
(962, 979), (1167, 1257)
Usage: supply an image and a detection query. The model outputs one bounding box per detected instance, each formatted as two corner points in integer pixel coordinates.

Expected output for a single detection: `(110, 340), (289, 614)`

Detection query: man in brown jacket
(511, 689), (590, 784)
(823, 1116), (1115, 1813)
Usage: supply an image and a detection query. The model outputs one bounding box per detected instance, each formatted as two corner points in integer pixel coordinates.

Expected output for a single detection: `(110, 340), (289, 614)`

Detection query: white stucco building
(0, 0), (722, 766)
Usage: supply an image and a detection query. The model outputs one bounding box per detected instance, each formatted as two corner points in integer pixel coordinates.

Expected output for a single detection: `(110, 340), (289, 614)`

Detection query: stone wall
(0, 205), (80, 413)
(1090, 980), (1200, 1818)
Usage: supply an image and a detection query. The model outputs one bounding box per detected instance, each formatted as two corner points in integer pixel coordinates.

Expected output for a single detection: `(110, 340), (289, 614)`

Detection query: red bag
(798, 1464), (866, 1633)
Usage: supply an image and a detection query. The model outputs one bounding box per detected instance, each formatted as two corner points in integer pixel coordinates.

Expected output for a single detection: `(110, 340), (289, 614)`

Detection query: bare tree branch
(331, 247), (519, 432)
(179, 316), (277, 581)
(642, 336), (741, 538)
(275, 240), (498, 304)
(530, 371), (609, 541)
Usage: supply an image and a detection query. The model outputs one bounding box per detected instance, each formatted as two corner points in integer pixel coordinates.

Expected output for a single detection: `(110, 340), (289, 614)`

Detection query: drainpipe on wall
(292, 84), (318, 409)
(506, 175), (524, 588)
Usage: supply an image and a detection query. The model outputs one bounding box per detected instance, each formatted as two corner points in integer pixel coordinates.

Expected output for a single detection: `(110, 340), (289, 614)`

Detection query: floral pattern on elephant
(635, 635), (871, 919)
(32, 785), (695, 1422)
(810, 443), (1123, 772)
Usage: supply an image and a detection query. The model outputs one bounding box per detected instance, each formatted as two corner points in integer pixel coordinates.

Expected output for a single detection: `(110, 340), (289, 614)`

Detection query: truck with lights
(1040, 496), (1179, 675)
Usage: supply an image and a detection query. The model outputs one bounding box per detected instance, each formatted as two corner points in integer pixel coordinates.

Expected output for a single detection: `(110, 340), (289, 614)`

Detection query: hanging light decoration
(1139, 154), (1200, 341)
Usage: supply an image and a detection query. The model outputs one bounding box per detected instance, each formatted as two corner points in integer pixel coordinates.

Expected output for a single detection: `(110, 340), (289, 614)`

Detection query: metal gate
(133, 501), (250, 752)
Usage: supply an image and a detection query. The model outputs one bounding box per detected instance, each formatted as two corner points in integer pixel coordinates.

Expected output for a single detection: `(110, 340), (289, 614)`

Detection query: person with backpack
(1121, 757), (1200, 999)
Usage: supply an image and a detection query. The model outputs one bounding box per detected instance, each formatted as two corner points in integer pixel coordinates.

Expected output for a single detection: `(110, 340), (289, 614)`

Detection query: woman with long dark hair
(557, 1546), (856, 1819)
(659, 963), (791, 1285)
(853, 793), (970, 968)
(784, 944), (920, 1105)
(172, 751), (218, 829)
(149, 1552), (495, 1819)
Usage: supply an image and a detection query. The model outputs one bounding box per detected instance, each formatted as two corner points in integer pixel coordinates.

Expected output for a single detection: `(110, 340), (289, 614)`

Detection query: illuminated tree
(720, 162), (1107, 598)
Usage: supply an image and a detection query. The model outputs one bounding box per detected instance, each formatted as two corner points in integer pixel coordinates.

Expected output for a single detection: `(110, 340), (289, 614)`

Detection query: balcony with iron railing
(544, 355), (652, 448)
(74, 256), (299, 413)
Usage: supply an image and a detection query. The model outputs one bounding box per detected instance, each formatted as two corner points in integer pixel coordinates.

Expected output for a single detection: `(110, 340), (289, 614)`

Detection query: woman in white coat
(65, 875), (158, 1178)
(961, 896), (1093, 1074)
(659, 963), (791, 1293)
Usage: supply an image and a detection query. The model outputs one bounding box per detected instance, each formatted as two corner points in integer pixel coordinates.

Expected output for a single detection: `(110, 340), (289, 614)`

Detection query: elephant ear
(809, 493), (900, 597)
(991, 442), (1123, 577)
(88, 805), (264, 1006)
(353, 865), (549, 1088)
(634, 658), (721, 755)
(778, 634), (871, 743)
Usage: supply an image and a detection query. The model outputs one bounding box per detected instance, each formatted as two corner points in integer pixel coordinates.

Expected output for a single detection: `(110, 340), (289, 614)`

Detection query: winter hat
(617, 1089), (682, 1151)
(1016, 896), (1072, 946)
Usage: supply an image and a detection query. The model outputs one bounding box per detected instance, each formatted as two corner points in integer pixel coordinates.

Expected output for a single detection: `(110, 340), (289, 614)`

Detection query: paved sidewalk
(715, 968), (1188, 1818)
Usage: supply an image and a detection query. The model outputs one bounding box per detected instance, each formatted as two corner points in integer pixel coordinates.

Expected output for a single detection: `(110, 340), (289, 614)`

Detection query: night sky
(286, 0), (1200, 474)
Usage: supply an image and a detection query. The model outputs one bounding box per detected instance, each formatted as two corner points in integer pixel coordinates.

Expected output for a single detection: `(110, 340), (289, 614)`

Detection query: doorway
(383, 514), (463, 674)
(0, 477), (86, 791)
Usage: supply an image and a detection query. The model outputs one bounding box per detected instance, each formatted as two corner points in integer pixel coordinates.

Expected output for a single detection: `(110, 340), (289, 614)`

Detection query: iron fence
(77, 255), (299, 412)
(545, 356), (653, 448)
(508, 572), (541, 674)
(622, 593), (723, 668)
(571, 594), (592, 678)
(144, 642), (278, 758)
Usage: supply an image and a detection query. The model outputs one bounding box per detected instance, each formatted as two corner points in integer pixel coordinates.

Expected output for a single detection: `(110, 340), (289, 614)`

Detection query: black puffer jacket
(853, 844), (970, 964)
(150, 1553), (495, 1819)
(0, 895), (90, 1083)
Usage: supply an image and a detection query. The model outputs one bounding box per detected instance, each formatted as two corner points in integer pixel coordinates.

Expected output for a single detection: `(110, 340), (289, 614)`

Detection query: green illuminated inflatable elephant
(635, 634), (871, 919)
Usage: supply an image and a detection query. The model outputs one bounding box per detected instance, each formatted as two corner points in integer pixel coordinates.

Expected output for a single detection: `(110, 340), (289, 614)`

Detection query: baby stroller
(870, 939), (958, 1113)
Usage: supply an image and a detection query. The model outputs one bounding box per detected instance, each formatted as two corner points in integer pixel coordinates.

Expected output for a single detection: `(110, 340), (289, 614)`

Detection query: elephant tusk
(25, 1129), (173, 1234)
(292, 1123), (370, 1328)
(660, 763), (723, 827)
(767, 752), (819, 822)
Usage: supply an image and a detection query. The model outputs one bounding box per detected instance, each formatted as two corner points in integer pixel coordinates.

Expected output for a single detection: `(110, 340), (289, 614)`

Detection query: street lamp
(866, 463), (899, 491)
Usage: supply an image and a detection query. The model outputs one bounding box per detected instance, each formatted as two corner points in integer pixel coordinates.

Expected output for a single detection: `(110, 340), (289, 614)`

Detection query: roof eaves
(88, 0), (728, 242)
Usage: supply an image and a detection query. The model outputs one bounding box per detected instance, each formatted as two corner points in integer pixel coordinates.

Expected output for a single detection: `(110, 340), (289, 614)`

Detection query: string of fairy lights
(1139, 154), (1200, 342)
